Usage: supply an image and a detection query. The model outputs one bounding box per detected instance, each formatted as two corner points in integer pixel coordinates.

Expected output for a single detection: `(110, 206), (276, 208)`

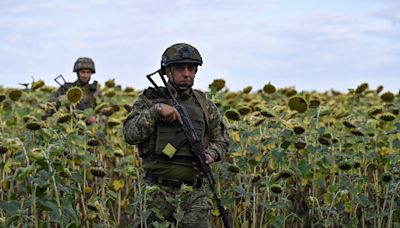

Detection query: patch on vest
(162, 143), (177, 158)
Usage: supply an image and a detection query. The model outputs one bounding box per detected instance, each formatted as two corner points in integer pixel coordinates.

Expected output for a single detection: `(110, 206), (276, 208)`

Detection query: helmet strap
(167, 67), (192, 92)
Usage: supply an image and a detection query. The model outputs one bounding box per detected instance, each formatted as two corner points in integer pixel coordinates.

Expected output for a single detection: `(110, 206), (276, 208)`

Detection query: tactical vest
(139, 87), (209, 167)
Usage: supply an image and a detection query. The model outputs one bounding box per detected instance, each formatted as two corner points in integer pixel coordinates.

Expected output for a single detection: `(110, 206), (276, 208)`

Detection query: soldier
(43, 57), (100, 124)
(123, 43), (229, 227)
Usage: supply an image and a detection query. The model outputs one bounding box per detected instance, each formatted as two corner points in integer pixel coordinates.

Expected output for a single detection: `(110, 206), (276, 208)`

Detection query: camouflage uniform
(123, 83), (229, 227)
(44, 57), (100, 117)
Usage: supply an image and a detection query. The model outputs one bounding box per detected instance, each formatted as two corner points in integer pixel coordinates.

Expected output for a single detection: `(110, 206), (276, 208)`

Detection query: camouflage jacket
(123, 85), (229, 161)
(48, 79), (100, 111)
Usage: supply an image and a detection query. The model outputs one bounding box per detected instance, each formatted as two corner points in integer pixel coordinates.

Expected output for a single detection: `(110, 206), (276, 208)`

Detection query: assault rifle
(146, 70), (232, 228)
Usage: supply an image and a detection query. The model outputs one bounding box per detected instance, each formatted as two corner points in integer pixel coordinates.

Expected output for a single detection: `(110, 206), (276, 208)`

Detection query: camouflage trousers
(144, 181), (212, 228)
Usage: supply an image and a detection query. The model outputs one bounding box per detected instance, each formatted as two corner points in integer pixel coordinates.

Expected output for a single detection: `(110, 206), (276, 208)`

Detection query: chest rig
(140, 87), (210, 166)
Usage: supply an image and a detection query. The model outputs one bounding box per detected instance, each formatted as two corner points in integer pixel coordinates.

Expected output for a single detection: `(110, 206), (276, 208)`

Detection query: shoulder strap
(193, 90), (210, 127)
(193, 90), (210, 146)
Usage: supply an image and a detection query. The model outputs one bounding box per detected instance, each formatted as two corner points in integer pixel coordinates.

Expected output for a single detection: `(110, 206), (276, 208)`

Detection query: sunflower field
(0, 79), (399, 228)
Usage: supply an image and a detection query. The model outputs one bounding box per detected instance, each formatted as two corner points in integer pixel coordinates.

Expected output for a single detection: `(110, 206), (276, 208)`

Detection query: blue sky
(0, 0), (399, 92)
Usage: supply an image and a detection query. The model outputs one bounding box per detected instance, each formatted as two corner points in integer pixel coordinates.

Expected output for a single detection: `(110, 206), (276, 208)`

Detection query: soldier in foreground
(123, 43), (229, 227)
(43, 57), (100, 124)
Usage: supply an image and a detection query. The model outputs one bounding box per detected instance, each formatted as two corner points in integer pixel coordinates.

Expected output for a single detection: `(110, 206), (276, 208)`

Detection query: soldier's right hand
(156, 103), (183, 124)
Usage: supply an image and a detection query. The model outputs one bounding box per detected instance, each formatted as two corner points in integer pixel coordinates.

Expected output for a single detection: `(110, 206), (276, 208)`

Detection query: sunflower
(293, 126), (305, 134)
(105, 79), (116, 88)
(0, 94), (5, 102)
(280, 169), (294, 178)
(8, 90), (22, 101)
(225, 109), (240, 121)
(381, 172), (393, 183)
(31, 80), (45, 90)
(338, 160), (352, 171)
(57, 114), (71, 124)
(379, 113), (396, 121)
(355, 83), (368, 94)
(288, 96), (308, 113)
(270, 184), (283, 194)
(242, 86), (252, 94)
(209, 79), (225, 91)
(25, 121), (42, 131)
(380, 92), (394, 102)
(66, 86), (83, 103)
(263, 82), (276, 94)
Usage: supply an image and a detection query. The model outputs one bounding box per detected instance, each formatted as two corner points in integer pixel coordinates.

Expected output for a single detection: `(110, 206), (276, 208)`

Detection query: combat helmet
(161, 43), (202, 69)
(73, 57), (96, 73)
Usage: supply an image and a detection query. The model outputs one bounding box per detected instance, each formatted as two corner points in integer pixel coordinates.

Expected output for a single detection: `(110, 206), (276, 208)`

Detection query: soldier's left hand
(205, 153), (214, 165)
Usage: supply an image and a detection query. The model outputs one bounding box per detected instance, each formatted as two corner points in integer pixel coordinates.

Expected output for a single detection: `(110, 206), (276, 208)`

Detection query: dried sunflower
(355, 83), (368, 94)
(380, 92), (394, 102)
(288, 96), (308, 113)
(31, 80), (45, 90)
(242, 86), (252, 94)
(295, 140), (307, 150)
(227, 165), (240, 173)
(263, 82), (276, 94)
(338, 160), (352, 171)
(105, 79), (116, 88)
(66, 86), (83, 103)
(87, 138), (100, 147)
(209, 79), (225, 91)
(225, 109), (240, 121)
(293, 126), (305, 134)
(381, 172), (393, 183)
(25, 121), (42, 131)
(57, 114), (71, 124)
(379, 113), (396, 121)
(318, 136), (331, 146)
(90, 166), (106, 178)
(375, 85), (383, 94)
(238, 106), (251, 115)
(8, 90), (22, 101)
(104, 90), (116, 98)
(270, 184), (283, 194)
(280, 169), (294, 178)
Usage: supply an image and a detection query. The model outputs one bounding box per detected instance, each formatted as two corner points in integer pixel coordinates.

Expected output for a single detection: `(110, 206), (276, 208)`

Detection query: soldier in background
(123, 43), (229, 227)
(43, 57), (100, 124)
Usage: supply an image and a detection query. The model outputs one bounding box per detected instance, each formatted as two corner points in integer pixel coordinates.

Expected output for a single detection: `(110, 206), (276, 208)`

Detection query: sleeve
(123, 92), (160, 145)
(204, 99), (230, 162)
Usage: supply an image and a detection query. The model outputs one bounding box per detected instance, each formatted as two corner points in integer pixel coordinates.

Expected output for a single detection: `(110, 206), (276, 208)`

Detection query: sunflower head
(288, 96), (308, 113)
(8, 90), (22, 101)
(0, 94), (5, 102)
(0, 145), (8, 154)
(379, 113), (396, 122)
(227, 165), (240, 173)
(225, 109), (241, 121)
(242, 86), (252, 94)
(270, 184), (283, 194)
(338, 160), (352, 171)
(355, 83), (368, 94)
(25, 121), (42, 131)
(57, 114), (72, 124)
(263, 82), (276, 94)
(380, 92), (394, 102)
(238, 105), (252, 116)
(31, 80), (45, 90)
(293, 126), (305, 134)
(375, 85), (384, 94)
(381, 172), (393, 183)
(280, 169), (294, 178)
(105, 79), (116, 88)
(209, 79), (226, 91)
(67, 86), (83, 103)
